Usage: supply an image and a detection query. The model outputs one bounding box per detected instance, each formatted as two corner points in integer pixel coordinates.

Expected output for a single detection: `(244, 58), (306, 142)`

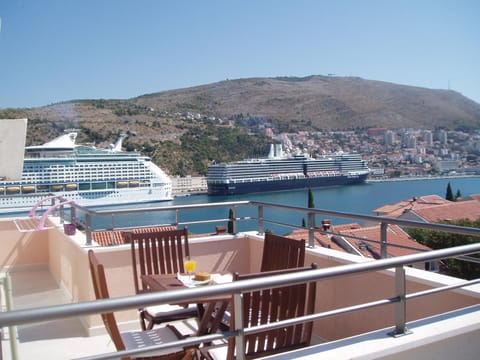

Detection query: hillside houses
(288, 194), (480, 271)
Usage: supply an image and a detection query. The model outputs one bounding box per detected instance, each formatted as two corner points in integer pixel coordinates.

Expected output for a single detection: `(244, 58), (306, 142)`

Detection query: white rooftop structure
(0, 119), (27, 180)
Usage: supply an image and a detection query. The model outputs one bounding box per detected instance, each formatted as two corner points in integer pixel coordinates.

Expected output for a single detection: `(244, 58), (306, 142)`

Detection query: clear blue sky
(1, 0), (479, 108)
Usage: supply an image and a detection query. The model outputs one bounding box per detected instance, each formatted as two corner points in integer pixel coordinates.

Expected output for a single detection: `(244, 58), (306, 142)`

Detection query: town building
(171, 175), (207, 194)
(374, 194), (480, 223)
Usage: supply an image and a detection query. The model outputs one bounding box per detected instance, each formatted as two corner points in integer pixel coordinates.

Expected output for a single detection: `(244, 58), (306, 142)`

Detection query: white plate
(177, 273), (212, 287)
(189, 279), (212, 286)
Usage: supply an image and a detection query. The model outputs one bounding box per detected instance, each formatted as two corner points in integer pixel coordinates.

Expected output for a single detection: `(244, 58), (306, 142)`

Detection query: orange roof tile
(288, 223), (431, 259)
(329, 223), (362, 231)
(287, 228), (347, 253)
(413, 200), (480, 222)
(339, 224), (431, 258)
(468, 194), (480, 201)
(373, 195), (451, 218)
(92, 225), (177, 246)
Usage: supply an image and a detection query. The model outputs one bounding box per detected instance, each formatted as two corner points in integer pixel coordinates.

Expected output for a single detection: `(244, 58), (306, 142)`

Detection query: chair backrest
(260, 232), (306, 272)
(228, 264), (317, 359)
(126, 228), (190, 294)
(87, 250), (126, 352)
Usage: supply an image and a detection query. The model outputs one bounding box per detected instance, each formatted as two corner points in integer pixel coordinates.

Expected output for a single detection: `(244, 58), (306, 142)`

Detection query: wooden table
(141, 274), (190, 293)
(141, 273), (232, 332)
(141, 273), (233, 293)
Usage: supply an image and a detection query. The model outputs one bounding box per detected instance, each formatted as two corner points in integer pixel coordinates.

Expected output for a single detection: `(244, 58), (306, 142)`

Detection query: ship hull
(0, 187), (172, 214)
(208, 173), (369, 196)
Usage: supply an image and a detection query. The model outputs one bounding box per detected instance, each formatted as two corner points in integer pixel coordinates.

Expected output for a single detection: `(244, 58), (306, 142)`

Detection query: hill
(1, 75), (479, 176)
(134, 76), (480, 130)
(3, 75), (480, 132)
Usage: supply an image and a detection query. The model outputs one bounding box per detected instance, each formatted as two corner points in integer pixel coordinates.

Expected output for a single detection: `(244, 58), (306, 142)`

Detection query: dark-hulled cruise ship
(207, 144), (370, 195)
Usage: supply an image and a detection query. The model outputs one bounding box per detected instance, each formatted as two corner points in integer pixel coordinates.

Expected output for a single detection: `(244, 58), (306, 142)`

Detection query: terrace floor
(4, 267), (480, 360)
(2, 267), (114, 360)
(2, 266), (328, 360)
(5, 266), (480, 360)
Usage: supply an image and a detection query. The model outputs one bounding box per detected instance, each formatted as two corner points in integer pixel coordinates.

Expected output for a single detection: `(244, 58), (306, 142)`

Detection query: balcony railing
(5, 196), (478, 359)
(43, 196), (480, 260)
(1, 241), (479, 360)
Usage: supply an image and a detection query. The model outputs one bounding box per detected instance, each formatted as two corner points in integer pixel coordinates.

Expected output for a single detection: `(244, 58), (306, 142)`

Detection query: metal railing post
(233, 292), (245, 360)
(109, 214), (117, 245)
(308, 212), (315, 248)
(71, 207), (77, 226)
(85, 213), (92, 245)
(389, 266), (411, 337)
(1, 274), (19, 360)
(380, 222), (388, 258)
(59, 203), (65, 223)
(232, 206), (237, 235)
(257, 205), (264, 235)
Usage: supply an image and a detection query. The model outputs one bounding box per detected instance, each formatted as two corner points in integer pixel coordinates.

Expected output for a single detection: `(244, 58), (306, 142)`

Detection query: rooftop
(289, 223), (431, 259)
(373, 194), (480, 223)
(373, 195), (451, 217)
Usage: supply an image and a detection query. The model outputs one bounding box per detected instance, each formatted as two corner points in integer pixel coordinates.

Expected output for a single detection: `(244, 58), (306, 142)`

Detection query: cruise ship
(0, 131), (172, 214)
(207, 144), (370, 195)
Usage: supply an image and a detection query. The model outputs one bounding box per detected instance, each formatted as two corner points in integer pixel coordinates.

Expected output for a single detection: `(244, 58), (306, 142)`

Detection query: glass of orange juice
(184, 256), (197, 280)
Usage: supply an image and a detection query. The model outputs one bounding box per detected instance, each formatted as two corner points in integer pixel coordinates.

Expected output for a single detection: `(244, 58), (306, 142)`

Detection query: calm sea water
(88, 177), (480, 234)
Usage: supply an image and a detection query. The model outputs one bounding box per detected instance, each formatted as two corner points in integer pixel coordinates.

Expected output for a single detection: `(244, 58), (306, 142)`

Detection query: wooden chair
(209, 233), (307, 344)
(201, 264), (317, 359)
(87, 250), (191, 360)
(260, 232), (306, 272)
(126, 228), (198, 330)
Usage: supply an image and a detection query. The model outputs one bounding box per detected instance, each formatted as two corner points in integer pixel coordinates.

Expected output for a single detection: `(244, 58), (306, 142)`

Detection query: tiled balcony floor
(2, 268), (114, 360)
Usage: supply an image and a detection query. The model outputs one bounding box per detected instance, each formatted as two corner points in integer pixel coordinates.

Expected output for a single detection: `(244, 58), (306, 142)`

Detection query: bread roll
(194, 271), (211, 281)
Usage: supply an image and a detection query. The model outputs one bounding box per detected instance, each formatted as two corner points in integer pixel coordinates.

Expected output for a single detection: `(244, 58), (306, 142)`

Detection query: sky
(0, 0), (479, 108)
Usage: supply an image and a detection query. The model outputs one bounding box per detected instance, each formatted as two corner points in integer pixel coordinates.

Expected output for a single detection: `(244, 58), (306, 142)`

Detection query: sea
(85, 176), (480, 234)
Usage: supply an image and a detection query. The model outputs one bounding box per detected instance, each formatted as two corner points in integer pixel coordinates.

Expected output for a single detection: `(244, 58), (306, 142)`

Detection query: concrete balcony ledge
(264, 304), (480, 360)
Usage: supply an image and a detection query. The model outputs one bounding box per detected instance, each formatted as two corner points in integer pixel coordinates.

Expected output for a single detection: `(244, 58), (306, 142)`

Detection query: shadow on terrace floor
(3, 268), (114, 360)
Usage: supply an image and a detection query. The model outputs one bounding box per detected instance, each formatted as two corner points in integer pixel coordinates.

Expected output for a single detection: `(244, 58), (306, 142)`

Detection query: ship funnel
(267, 144), (275, 158)
(110, 133), (127, 152)
(275, 144), (283, 158)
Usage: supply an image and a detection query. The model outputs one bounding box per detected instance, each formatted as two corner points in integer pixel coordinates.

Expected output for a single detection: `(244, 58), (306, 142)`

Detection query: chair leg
(142, 310), (155, 330)
(146, 318), (155, 330)
(139, 310), (147, 331)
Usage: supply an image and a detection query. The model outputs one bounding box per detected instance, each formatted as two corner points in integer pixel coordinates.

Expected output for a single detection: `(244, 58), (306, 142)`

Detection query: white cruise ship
(0, 131), (172, 214)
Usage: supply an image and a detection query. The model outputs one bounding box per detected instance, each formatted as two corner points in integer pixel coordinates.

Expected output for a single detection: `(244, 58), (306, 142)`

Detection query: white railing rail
(47, 198), (480, 256)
